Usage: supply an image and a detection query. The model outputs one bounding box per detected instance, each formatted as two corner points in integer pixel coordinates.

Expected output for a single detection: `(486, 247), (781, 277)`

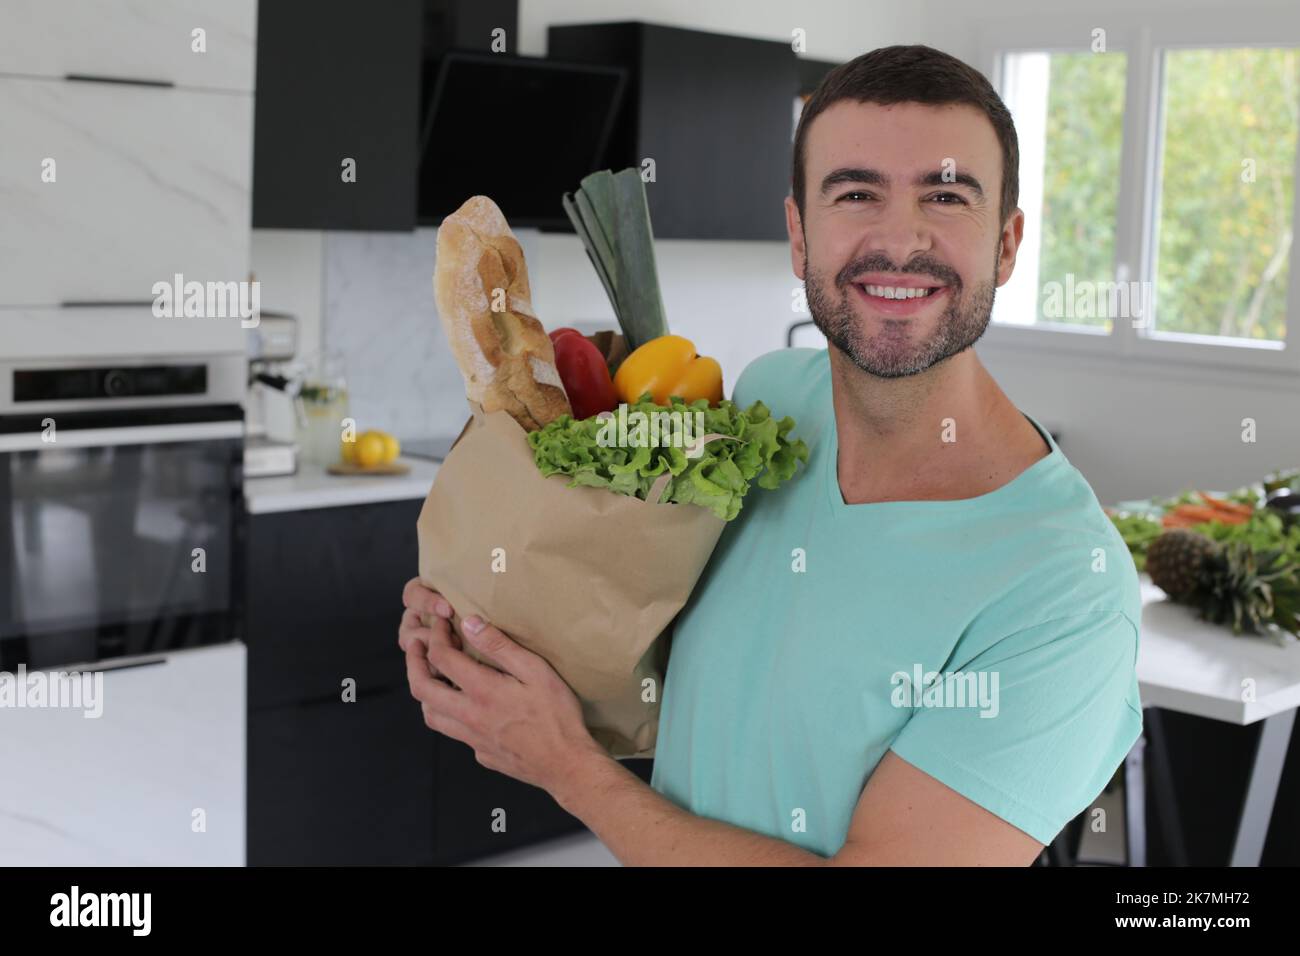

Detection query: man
(399, 44), (1142, 866)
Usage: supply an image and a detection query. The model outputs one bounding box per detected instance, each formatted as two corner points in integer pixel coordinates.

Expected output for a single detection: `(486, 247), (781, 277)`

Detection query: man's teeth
(860, 284), (937, 300)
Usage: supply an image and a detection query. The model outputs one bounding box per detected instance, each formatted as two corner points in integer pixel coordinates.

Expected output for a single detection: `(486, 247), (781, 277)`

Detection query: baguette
(434, 196), (571, 431)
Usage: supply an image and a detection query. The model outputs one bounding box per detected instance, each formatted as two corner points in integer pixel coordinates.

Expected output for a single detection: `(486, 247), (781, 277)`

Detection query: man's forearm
(553, 749), (826, 866)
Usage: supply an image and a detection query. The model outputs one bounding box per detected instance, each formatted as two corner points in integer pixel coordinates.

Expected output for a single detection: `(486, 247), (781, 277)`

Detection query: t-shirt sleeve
(731, 348), (820, 409)
(887, 609), (1143, 846)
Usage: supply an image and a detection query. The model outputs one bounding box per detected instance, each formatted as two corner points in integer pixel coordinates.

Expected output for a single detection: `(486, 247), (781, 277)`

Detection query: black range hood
(416, 51), (627, 230)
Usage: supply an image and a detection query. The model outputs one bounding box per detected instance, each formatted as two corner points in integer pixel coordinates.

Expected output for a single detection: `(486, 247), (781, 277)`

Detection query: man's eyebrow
(819, 167), (887, 195)
(914, 168), (985, 198)
(819, 166), (986, 199)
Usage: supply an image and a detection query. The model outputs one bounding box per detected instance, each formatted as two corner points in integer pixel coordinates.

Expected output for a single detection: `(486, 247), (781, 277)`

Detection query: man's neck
(828, 347), (1050, 505)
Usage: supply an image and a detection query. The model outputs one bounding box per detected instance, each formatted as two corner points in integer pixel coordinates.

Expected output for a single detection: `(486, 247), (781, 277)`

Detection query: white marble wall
(323, 228), (464, 440)
(322, 227), (804, 440)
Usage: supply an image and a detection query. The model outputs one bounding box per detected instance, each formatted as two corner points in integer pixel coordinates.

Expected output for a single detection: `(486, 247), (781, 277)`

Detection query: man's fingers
(397, 607), (421, 652)
(401, 577), (454, 618)
(420, 701), (482, 749)
(425, 635), (504, 698)
(398, 606), (442, 654)
(459, 618), (546, 684)
(399, 608), (464, 684)
(405, 638), (472, 723)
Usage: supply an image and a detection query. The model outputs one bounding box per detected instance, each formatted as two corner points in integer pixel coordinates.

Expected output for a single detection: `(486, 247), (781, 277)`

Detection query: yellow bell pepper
(613, 334), (724, 406)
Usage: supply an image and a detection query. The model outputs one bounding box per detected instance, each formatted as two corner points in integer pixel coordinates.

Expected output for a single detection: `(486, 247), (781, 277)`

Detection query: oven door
(0, 406), (244, 669)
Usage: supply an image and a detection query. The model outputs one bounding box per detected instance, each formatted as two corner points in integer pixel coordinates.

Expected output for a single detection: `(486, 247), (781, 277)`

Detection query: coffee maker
(245, 312), (300, 477)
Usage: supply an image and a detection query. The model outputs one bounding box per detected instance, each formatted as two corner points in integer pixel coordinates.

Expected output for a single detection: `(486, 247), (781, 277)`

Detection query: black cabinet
(248, 685), (436, 865)
(798, 57), (842, 97)
(245, 496), (612, 865)
(434, 736), (583, 864)
(252, 0), (520, 231)
(244, 500), (418, 709)
(245, 498), (431, 865)
(434, 746), (654, 865)
(252, 0), (423, 230)
(548, 22), (799, 240)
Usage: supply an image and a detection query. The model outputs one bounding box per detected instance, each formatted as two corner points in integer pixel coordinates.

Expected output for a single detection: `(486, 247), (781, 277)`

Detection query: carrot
(1164, 504), (1249, 526)
(1170, 504), (1226, 523)
(1197, 491), (1254, 517)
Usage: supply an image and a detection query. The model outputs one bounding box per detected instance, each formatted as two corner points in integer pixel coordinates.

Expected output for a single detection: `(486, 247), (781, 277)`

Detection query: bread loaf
(434, 196), (572, 431)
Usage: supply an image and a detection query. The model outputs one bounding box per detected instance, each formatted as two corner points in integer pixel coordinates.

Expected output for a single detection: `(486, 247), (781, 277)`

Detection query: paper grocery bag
(416, 401), (726, 759)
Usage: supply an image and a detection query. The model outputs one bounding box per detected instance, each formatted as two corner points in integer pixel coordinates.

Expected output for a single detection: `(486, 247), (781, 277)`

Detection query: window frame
(975, 11), (1300, 379)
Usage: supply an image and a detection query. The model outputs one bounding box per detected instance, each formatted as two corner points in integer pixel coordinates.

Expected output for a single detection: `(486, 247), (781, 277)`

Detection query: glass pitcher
(294, 353), (351, 466)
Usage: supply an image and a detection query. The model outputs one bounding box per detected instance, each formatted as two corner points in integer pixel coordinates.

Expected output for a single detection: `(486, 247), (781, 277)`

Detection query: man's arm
(833, 751), (1044, 866)
(554, 747), (1044, 866)
(553, 751), (827, 866)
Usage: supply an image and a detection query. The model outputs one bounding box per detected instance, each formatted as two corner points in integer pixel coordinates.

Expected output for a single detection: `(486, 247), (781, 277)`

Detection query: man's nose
(860, 200), (933, 267)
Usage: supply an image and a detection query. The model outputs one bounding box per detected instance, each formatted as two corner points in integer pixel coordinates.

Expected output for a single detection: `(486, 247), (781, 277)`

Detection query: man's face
(786, 100), (1023, 378)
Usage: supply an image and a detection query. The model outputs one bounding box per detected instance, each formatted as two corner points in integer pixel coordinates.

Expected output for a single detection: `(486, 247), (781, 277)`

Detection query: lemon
(355, 431), (386, 469)
(379, 432), (400, 464)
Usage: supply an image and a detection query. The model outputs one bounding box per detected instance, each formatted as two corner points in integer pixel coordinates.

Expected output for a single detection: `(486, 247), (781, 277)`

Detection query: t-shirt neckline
(824, 409), (1063, 512)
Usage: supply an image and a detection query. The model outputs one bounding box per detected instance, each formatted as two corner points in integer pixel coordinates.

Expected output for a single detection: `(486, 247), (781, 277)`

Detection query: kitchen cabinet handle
(64, 73), (174, 89)
(0, 421), (242, 452)
(84, 656), (169, 675)
(59, 300), (157, 308)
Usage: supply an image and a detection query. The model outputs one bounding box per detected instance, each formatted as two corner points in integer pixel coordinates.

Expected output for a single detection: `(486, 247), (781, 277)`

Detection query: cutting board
(327, 461), (410, 476)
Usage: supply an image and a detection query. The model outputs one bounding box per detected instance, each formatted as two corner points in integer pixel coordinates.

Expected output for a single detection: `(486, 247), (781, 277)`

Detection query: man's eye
(931, 192), (966, 204)
(839, 191), (873, 202)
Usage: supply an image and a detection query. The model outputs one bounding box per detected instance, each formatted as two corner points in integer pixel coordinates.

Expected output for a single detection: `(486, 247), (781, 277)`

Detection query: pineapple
(1146, 529), (1218, 601)
(1198, 542), (1300, 637)
(1148, 529), (1300, 639)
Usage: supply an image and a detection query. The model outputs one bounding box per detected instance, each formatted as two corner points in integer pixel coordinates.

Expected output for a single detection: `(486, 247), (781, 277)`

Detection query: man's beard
(804, 247), (998, 379)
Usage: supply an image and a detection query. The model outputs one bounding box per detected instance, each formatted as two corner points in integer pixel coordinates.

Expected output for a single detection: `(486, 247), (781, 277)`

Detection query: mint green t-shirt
(649, 347), (1143, 854)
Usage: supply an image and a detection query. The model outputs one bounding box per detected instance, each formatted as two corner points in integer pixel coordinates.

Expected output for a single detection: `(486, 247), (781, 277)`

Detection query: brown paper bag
(416, 400), (726, 759)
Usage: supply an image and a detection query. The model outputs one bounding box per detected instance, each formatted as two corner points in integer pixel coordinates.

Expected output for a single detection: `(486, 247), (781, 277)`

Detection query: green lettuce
(526, 394), (810, 521)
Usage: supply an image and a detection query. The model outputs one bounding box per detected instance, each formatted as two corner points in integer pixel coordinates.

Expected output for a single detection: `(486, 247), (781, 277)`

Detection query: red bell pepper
(549, 330), (618, 419)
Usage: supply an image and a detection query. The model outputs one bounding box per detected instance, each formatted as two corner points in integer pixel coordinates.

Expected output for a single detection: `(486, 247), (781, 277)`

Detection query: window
(980, 14), (1300, 373)
(1150, 47), (1299, 346)
(996, 50), (1127, 332)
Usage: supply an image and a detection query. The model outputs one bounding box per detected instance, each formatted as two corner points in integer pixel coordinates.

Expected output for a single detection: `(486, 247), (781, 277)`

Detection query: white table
(1130, 575), (1300, 866)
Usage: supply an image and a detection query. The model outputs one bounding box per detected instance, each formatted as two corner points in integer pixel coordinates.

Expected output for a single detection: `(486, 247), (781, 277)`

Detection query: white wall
(249, 229), (325, 364)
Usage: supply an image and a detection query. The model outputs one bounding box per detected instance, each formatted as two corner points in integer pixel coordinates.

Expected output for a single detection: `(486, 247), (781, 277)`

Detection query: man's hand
(398, 577), (606, 795)
(398, 577), (463, 683)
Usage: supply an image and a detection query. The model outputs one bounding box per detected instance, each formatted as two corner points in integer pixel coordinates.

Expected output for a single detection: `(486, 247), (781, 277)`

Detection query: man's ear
(996, 207), (1025, 288)
(785, 194), (806, 280)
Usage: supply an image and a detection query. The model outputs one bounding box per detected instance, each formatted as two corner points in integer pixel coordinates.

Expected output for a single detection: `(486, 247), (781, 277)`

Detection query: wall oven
(0, 356), (245, 671)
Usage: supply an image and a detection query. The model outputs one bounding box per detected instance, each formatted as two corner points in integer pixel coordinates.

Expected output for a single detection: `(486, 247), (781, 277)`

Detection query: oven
(0, 358), (246, 671)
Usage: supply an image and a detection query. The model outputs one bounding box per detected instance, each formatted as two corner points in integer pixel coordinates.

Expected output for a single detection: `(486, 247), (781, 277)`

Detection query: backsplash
(322, 226), (804, 440)
(323, 228), (465, 439)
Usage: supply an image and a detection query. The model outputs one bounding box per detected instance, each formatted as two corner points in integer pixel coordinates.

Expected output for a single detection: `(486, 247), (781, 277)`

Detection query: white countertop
(244, 456), (441, 514)
(1138, 575), (1300, 724)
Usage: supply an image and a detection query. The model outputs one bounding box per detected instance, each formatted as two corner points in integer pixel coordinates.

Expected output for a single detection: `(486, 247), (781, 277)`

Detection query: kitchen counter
(244, 456), (441, 514)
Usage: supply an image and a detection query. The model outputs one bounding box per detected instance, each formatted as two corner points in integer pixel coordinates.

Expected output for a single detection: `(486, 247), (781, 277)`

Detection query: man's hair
(792, 45), (1019, 228)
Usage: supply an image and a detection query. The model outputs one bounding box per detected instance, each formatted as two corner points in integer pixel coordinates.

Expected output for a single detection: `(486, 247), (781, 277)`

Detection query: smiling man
(400, 44), (1143, 866)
